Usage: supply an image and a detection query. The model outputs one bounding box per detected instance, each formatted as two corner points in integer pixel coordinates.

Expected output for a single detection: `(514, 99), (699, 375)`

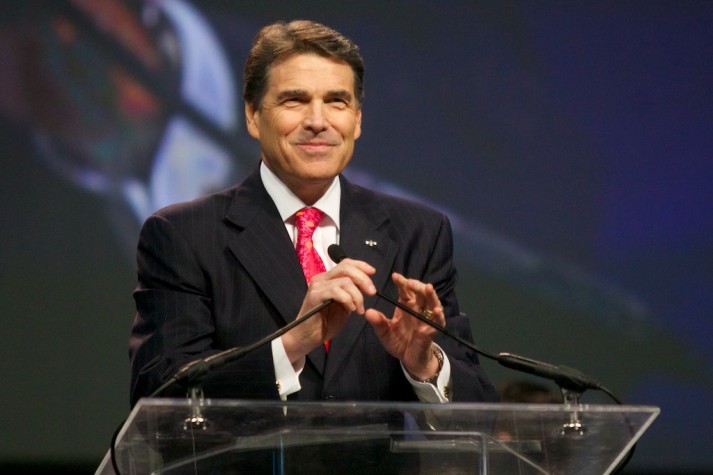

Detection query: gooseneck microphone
(327, 244), (609, 396)
(152, 244), (613, 398)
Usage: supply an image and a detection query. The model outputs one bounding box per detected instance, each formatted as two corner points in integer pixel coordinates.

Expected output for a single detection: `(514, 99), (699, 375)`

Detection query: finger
(410, 282), (441, 314)
(394, 277), (446, 329)
(311, 276), (368, 314)
(433, 304), (446, 326)
(329, 284), (361, 313)
(422, 284), (443, 314)
(394, 273), (437, 310)
(427, 297), (446, 328)
(334, 258), (376, 275)
(419, 289), (445, 329)
(322, 259), (377, 296)
(392, 272), (416, 302)
(363, 308), (390, 339)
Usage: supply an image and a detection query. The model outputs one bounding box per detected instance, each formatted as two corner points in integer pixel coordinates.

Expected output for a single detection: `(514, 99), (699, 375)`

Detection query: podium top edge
(133, 397), (661, 414)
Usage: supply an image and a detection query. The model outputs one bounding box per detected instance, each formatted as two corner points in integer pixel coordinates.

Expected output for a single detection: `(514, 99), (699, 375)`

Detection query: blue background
(1, 1), (711, 473)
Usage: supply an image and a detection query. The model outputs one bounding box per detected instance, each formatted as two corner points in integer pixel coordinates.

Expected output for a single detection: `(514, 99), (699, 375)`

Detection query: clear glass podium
(97, 398), (659, 475)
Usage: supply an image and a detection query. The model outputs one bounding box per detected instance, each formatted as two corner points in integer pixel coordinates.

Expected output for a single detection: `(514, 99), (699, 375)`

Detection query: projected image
(2, 0), (244, 250)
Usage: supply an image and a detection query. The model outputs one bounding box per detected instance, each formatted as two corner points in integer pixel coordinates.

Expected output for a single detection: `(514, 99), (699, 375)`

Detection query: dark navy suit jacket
(129, 164), (497, 406)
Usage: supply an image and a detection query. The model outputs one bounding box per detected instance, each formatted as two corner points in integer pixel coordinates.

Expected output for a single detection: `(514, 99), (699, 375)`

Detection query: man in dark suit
(129, 19), (497, 408)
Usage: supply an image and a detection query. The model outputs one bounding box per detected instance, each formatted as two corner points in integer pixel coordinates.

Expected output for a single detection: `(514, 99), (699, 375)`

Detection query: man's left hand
(363, 272), (444, 381)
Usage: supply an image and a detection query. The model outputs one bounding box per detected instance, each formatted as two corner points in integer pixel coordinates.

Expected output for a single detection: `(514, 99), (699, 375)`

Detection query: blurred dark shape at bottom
(0, 461), (96, 475)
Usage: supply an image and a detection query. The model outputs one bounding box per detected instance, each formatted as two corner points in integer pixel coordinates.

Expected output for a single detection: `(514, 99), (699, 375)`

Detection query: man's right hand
(280, 258), (377, 364)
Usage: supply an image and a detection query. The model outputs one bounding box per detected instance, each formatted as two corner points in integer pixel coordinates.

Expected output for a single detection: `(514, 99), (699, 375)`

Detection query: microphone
(150, 298), (334, 397)
(496, 353), (601, 393)
(327, 244), (603, 394)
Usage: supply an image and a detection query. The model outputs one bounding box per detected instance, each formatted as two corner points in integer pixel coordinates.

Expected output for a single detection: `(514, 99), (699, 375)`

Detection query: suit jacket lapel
(222, 169), (302, 331)
(324, 177), (399, 384)
(223, 166), (328, 373)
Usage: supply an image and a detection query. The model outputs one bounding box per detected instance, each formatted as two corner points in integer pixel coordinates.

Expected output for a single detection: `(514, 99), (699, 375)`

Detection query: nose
(303, 102), (328, 132)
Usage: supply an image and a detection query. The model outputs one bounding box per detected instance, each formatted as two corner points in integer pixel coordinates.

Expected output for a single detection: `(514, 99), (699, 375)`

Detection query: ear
(354, 108), (362, 140)
(245, 102), (260, 139)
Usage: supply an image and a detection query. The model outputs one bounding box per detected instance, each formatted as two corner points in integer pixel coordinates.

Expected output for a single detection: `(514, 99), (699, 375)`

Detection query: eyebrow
(275, 89), (354, 103)
(276, 89), (309, 102)
(325, 90), (354, 102)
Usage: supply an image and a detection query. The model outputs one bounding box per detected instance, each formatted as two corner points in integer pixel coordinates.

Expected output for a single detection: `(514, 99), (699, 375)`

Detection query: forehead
(266, 53), (356, 95)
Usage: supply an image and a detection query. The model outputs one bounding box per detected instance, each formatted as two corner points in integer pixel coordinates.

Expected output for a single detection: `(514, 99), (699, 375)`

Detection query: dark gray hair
(243, 20), (364, 109)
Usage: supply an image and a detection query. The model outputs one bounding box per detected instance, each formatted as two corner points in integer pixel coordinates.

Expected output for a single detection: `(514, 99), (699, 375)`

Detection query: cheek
(271, 110), (303, 135)
(332, 113), (361, 140)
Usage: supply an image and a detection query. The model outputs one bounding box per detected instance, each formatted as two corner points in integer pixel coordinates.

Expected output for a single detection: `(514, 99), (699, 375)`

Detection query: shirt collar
(260, 161), (341, 228)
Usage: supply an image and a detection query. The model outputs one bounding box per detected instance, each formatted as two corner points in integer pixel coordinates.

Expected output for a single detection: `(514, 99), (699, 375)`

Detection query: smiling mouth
(297, 142), (336, 152)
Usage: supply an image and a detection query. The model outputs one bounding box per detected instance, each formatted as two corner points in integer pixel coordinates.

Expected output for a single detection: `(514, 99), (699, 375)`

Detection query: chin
(300, 161), (347, 179)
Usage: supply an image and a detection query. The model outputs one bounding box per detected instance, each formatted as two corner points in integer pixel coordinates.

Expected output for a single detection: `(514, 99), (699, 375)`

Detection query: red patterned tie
(295, 207), (326, 283)
(294, 207), (330, 351)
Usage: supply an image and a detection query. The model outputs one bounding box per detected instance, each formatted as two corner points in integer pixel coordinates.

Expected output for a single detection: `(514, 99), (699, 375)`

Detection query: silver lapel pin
(365, 240), (377, 247)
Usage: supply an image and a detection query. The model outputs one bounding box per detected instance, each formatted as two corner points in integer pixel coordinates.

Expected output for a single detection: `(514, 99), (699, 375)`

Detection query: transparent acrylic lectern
(96, 398), (659, 475)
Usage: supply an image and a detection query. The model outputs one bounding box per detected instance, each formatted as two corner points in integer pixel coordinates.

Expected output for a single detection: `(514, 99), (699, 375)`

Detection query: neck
(294, 184), (330, 206)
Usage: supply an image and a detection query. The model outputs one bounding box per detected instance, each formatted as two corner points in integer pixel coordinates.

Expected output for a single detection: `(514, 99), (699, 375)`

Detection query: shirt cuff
(271, 337), (304, 400)
(402, 344), (452, 403)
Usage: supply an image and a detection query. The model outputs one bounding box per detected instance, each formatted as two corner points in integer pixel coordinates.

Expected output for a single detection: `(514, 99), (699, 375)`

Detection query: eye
(328, 98), (349, 109)
(277, 91), (309, 107)
(282, 97), (304, 107)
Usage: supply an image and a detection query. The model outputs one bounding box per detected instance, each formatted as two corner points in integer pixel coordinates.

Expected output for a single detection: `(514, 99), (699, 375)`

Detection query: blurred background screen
(1, 1), (711, 473)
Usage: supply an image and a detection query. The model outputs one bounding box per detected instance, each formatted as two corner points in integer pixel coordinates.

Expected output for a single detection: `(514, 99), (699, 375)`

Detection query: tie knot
(295, 207), (323, 233)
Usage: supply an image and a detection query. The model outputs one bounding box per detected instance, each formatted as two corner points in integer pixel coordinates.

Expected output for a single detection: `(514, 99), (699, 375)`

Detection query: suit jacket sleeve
(402, 211), (498, 402)
(129, 210), (278, 406)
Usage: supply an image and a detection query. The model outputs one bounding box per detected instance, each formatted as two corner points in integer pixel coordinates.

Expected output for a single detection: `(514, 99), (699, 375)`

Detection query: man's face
(245, 53), (362, 203)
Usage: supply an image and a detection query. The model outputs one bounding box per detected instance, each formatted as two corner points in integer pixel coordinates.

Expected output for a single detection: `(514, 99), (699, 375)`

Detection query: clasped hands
(281, 257), (445, 381)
